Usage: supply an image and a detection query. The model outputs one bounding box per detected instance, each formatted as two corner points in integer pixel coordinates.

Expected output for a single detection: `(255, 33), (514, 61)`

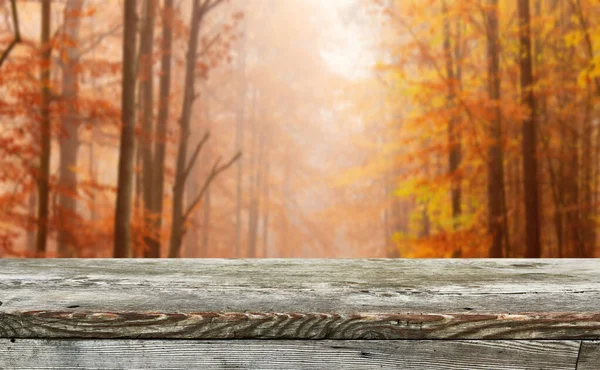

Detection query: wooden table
(1, 259), (599, 369)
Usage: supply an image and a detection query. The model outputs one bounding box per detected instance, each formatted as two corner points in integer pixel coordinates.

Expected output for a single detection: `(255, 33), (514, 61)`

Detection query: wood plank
(577, 341), (600, 370)
(0, 339), (581, 370)
(1, 259), (599, 339)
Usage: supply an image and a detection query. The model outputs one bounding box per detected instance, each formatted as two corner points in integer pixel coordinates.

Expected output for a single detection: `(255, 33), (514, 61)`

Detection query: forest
(0, 0), (598, 258)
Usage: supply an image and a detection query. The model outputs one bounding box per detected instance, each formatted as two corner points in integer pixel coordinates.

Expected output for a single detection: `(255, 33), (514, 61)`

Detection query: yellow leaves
(590, 55), (600, 79)
(564, 29), (584, 48)
(332, 156), (392, 188)
(577, 55), (600, 89)
(393, 177), (419, 199)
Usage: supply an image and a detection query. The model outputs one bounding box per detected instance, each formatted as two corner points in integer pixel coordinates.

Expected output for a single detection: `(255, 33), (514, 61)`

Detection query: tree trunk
(199, 87), (212, 258)
(234, 20), (247, 258)
(247, 90), (260, 258)
(486, 0), (506, 258)
(57, 0), (83, 258)
(36, 0), (51, 257)
(261, 158), (270, 258)
(139, 0), (157, 257)
(248, 124), (264, 258)
(420, 157), (431, 239)
(201, 185), (211, 257)
(555, 1), (582, 258)
(184, 155), (200, 257)
(27, 191), (36, 253)
(281, 147), (291, 257)
(168, 0), (234, 258)
(537, 0), (562, 257)
(150, 0), (174, 257)
(114, 0), (138, 258)
(441, 0), (461, 230)
(582, 91), (595, 256)
(518, 0), (541, 258)
(89, 129), (96, 224)
(169, 0), (204, 258)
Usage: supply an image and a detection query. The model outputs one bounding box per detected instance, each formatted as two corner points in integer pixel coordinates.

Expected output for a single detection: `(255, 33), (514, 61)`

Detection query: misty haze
(0, 0), (599, 259)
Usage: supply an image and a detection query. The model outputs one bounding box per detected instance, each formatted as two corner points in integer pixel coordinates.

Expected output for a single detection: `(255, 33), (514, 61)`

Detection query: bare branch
(199, 0), (227, 16)
(76, 24), (122, 59)
(196, 32), (221, 59)
(9, 0), (19, 39)
(0, 38), (18, 68)
(181, 132), (210, 185)
(183, 152), (241, 222)
(0, 0), (21, 69)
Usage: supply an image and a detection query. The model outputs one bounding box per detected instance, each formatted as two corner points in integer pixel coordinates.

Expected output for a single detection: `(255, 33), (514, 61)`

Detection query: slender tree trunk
(540, 104), (564, 256)
(198, 87), (212, 258)
(558, 118), (567, 256)
(510, 152), (523, 257)
(169, 0), (204, 258)
(261, 158), (270, 257)
(383, 179), (397, 257)
(36, 0), (51, 257)
(27, 191), (36, 253)
(201, 185), (211, 257)
(441, 0), (461, 229)
(281, 147), (291, 257)
(114, 0), (138, 258)
(565, 124), (582, 256)
(555, 1), (583, 258)
(168, 0), (235, 258)
(133, 136), (142, 255)
(536, 0), (562, 257)
(486, 0), (506, 258)
(139, 0), (157, 257)
(420, 157), (431, 239)
(234, 20), (247, 258)
(582, 91), (595, 256)
(131, 3), (145, 258)
(89, 131), (96, 224)
(151, 0), (174, 257)
(57, 0), (83, 258)
(247, 91), (260, 258)
(248, 121), (264, 258)
(518, 0), (541, 258)
(184, 172), (199, 257)
(254, 134), (264, 257)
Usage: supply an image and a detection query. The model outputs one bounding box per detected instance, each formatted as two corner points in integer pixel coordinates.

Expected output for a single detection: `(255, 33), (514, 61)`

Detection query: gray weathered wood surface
(0, 339), (586, 370)
(577, 341), (600, 370)
(1, 259), (599, 339)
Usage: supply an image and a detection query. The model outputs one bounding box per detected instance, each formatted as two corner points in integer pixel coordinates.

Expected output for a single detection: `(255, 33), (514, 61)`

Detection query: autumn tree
(36, 0), (51, 257)
(441, 0), (461, 231)
(486, 0), (507, 258)
(0, 0), (20, 69)
(114, 0), (138, 258)
(517, 0), (541, 258)
(168, 0), (240, 258)
(57, 0), (84, 257)
(139, 0), (157, 257)
(234, 16), (247, 257)
(149, 0), (174, 257)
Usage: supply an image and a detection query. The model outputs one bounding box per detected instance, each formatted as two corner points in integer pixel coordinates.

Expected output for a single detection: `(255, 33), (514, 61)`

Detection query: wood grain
(577, 341), (600, 370)
(0, 339), (582, 370)
(1, 259), (599, 339)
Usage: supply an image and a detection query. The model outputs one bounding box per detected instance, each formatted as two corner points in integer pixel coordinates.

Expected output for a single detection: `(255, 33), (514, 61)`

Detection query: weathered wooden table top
(1, 259), (599, 369)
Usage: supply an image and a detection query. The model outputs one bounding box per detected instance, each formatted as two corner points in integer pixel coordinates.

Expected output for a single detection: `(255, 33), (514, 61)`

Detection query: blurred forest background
(0, 0), (599, 258)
